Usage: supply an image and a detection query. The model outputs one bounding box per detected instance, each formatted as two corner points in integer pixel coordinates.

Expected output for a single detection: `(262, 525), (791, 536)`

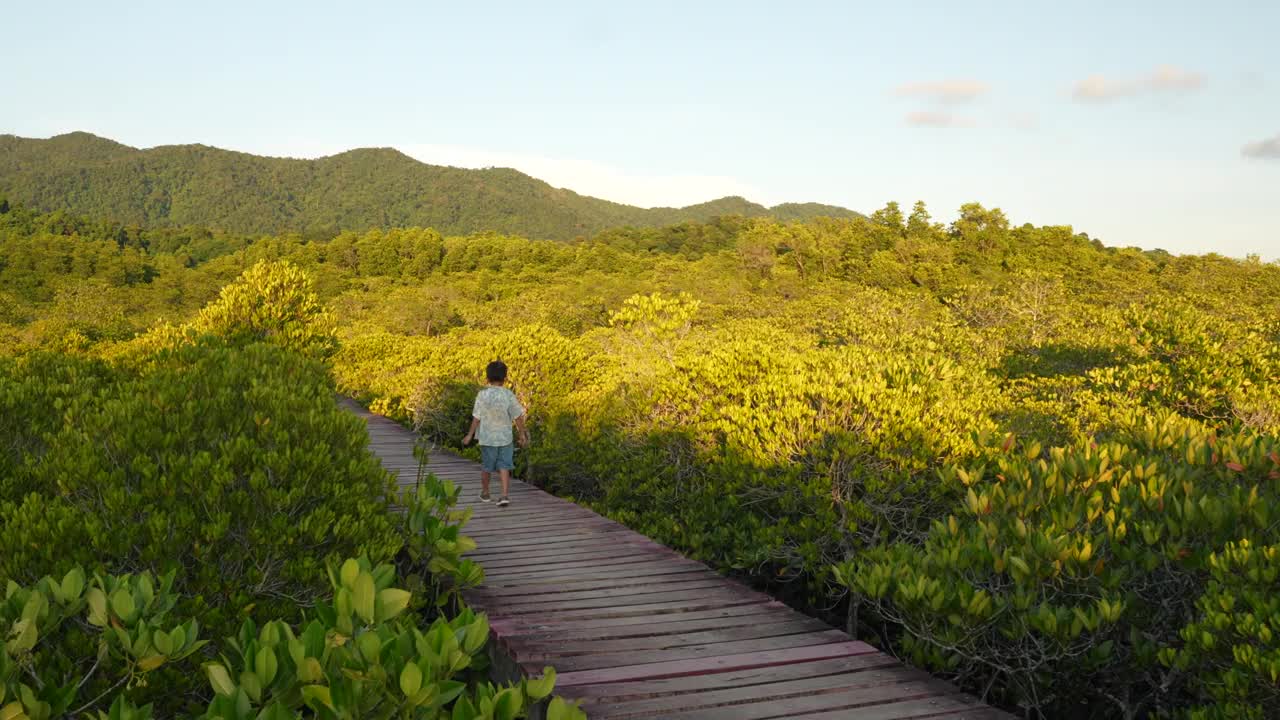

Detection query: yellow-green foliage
(845, 413), (1280, 718)
(4, 201), (1280, 718)
(190, 260), (338, 359)
(0, 340), (403, 642)
(2, 551), (580, 720)
(1165, 540), (1280, 720)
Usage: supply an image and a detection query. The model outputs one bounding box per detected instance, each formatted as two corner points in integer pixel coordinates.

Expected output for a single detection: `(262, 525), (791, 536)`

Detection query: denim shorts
(480, 443), (515, 472)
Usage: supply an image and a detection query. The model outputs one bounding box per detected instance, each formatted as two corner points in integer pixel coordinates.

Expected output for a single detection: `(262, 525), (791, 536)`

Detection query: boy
(462, 360), (529, 507)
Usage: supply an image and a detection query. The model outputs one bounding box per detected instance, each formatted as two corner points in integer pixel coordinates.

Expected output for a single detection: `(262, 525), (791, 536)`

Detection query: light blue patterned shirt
(472, 386), (525, 447)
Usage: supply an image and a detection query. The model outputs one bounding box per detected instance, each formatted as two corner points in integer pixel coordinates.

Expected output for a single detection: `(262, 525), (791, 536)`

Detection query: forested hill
(0, 132), (860, 239)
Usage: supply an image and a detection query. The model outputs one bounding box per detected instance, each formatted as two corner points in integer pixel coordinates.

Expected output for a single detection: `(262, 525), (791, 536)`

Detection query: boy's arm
(514, 414), (530, 448)
(510, 394), (530, 447)
(462, 416), (480, 445)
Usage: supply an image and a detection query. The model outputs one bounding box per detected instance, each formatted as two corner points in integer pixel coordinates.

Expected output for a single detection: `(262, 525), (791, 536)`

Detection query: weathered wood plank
(468, 546), (680, 569)
(551, 641), (878, 688)
(469, 577), (725, 601)
(781, 694), (1002, 720)
(480, 559), (713, 583)
(581, 664), (941, 718)
(477, 568), (722, 595)
(552, 653), (902, 701)
(487, 586), (765, 618)
(520, 630), (852, 673)
(477, 552), (703, 577)
(488, 602), (796, 637)
(486, 595), (774, 623)
(513, 617), (833, 653)
(607, 685), (970, 720)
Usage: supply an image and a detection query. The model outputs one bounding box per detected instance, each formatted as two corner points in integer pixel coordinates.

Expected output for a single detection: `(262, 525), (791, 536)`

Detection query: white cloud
(1241, 134), (1280, 160)
(1073, 65), (1206, 101)
(904, 111), (977, 128)
(893, 79), (989, 103)
(1005, 112), (1039, 130)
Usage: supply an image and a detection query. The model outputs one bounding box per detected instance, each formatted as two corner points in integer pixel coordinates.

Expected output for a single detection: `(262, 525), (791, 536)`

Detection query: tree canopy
(0, 132), (860, 240)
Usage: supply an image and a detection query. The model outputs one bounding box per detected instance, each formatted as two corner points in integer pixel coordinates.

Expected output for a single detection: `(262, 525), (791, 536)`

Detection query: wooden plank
(472, 551), (680, 573)
(514, 617), (835, 655)
(781, 694), (1007, 720)
(463, 530), (637, 550)
(465, 514), (609, 531)
(464, 523), (631, 542)
(465, 545), (679, 568)
(606, 683), (968, 720)
(473, 567), (719, 595)
(553, 653), (902, 702)
(482, 600), (776, 628)
(477, 552), (699, 577)
(521, 630), (851, 673)
(484, 586), (760, 617)
(581, 664), (940, 718)
(487, 602), (796, 638)
(478, 567), (720, 589)
(463, 507), (589, 522)
(551, 641), (878, 688)
(475, 566), (715, 592)
(465, 509), (616, 524)
(465, 520), (640, 538)
(468, 509), (611, 527)
(468, 576), (723, 600)
(480, 556), (709, 579)
(482, 596), (773, 623)
(477, 551), (703, 572)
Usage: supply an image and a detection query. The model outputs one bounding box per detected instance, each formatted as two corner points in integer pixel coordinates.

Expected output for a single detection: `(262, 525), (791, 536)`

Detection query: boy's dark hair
(486, 360), (508, 383)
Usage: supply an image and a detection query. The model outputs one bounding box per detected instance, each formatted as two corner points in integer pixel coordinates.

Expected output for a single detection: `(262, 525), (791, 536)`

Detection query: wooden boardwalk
(347, 400), (1009, 720)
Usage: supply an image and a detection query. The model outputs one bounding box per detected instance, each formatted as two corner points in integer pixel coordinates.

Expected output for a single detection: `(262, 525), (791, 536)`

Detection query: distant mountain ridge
(0, 132), (861, 239)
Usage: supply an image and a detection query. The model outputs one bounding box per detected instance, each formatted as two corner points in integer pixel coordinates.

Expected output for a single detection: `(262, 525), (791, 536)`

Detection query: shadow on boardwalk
(344, 398), (1008, 720)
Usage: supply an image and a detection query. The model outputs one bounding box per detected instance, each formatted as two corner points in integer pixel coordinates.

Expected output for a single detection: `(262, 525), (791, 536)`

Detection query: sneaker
(497, 496), (510, 507)
(480, 492), (492, 503)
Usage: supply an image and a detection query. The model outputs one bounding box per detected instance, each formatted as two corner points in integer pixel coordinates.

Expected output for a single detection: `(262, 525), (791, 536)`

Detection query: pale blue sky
(4, 0), (1277, 258)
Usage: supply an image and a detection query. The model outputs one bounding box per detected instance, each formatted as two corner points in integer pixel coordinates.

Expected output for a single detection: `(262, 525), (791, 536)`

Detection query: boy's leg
(479, 445), (495, 501)
(496, 444), (514, 505)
